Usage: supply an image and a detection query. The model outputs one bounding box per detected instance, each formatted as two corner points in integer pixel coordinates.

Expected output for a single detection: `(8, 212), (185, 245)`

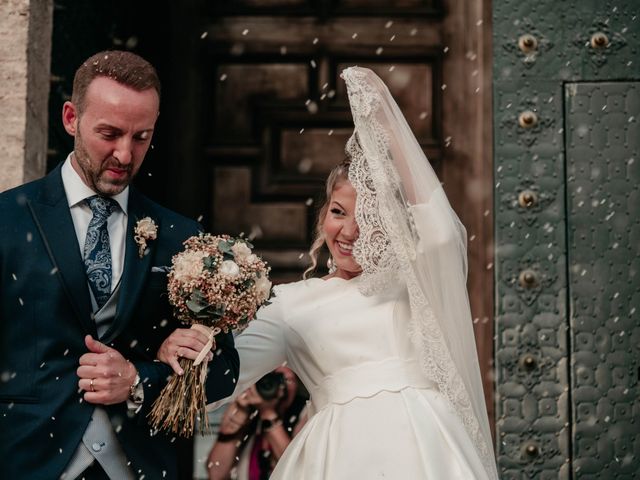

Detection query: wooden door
(171, 0), (495, 422)
(166, 0), (495, 453)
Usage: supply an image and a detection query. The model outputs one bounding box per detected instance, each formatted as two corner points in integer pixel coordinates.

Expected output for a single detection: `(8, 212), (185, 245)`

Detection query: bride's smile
(322, 180), (361, 279)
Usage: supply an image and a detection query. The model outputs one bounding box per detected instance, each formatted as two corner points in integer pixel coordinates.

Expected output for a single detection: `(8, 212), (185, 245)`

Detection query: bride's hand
(157, 328), (214, 375)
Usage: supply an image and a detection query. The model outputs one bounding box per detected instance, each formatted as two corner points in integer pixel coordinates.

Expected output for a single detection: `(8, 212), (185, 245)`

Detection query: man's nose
(113, 138), (133, 165)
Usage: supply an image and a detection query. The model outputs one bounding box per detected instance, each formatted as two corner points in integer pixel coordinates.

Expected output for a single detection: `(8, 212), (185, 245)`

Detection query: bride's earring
(327, 256), (337, 274)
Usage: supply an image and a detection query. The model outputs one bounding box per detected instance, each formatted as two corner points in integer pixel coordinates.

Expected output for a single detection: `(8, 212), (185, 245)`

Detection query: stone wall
(0, 0), (52, 192)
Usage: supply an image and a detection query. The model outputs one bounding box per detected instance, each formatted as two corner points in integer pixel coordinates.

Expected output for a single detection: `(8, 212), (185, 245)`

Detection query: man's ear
(62, 101), (78, 136)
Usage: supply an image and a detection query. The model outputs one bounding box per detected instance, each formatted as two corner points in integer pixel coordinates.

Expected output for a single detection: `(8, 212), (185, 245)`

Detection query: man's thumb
(85, 335), (111, 354)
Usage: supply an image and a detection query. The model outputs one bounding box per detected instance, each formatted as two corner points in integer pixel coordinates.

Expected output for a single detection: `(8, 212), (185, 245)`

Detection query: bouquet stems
(148, 357), (209, 437)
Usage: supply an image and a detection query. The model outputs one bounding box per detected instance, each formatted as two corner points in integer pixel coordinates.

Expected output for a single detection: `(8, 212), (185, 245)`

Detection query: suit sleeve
(204, 330), (240, 402)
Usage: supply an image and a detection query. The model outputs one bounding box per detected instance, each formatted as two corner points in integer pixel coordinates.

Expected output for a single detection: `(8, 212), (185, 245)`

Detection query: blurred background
(1, 0), (638, 478)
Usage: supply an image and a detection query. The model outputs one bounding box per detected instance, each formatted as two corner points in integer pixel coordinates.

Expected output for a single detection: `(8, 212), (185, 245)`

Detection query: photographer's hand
(218, 400), (251, 435)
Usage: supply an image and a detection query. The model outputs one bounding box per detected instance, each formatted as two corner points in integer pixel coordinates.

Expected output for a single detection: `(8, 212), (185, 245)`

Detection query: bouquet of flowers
(149, 233), (272, 437)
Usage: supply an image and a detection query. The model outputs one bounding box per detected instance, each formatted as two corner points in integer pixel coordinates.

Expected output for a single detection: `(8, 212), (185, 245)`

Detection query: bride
(160, 67), (498, 479)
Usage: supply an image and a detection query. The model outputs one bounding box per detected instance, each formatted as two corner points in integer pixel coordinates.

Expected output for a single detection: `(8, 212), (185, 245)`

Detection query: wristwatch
(128, 373), (144, 404)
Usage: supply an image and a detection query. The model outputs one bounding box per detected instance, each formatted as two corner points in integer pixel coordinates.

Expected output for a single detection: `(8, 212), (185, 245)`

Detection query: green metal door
(565, 81), (640, 478)
(493, 2), (640, 478)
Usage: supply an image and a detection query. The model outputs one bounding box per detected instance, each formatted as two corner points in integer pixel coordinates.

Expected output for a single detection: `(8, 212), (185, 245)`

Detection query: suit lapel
(28, 165), (96, 335)
(103, 188), (156, 343)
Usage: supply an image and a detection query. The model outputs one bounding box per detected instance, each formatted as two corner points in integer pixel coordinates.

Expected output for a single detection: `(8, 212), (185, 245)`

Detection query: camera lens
(255, 372), (286, 400)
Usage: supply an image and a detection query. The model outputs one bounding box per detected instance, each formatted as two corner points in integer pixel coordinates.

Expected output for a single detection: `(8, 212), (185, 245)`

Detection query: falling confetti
(298, 158), (313, 173)
(305, 100), (318, 114)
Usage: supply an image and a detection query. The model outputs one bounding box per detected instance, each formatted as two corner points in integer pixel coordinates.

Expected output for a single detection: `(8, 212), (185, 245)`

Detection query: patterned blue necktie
(84, 196), (119, 309)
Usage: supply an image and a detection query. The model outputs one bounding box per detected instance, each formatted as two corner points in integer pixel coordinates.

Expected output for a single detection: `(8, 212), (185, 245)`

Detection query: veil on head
(341, 66), (498, 479)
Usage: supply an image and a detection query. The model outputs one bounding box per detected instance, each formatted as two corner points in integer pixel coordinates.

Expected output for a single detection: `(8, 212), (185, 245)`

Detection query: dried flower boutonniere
(134, 217), (158, 258)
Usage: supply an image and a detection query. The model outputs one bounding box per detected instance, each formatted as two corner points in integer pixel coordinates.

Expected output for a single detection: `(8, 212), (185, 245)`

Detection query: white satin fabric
(209, 275), (490, 479)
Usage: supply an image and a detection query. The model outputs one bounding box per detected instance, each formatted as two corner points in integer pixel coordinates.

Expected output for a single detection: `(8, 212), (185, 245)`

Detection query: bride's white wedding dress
(225, 269), (490, 479)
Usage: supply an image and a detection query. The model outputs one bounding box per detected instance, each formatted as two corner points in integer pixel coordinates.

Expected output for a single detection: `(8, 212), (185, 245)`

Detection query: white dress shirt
(61, 155), (128, 290)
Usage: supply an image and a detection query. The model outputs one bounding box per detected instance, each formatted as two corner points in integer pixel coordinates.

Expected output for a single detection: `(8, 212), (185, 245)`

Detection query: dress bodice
(224, 276), (432, 415)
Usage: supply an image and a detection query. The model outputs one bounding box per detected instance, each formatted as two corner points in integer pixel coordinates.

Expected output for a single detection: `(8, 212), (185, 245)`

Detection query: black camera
(255, 372), (286, 401)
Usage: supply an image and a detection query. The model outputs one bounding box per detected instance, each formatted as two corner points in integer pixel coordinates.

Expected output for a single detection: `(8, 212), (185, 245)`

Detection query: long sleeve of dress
(207, 285), (288, 411)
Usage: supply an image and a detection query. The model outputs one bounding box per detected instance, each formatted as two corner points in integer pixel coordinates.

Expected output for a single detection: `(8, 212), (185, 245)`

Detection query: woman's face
(322, 180), (361, 280)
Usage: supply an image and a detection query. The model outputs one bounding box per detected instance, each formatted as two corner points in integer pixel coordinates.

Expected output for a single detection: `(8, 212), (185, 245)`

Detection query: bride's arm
(207, 288), (289, 410)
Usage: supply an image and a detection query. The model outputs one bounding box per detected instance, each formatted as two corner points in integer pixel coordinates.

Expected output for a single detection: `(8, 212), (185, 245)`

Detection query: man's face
(62, 76), (160, 196)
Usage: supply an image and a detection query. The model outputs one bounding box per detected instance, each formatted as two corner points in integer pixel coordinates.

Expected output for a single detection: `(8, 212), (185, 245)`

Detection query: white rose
(255, 275), (272, 302)
(245, 254), (258, 264)
(220, 260), (240, 278)
(231, 242), (252, 260)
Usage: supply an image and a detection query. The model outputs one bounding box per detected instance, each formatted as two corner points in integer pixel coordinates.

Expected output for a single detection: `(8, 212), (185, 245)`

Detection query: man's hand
(77, 335), (137, 405)
(157, 328), (213, 375)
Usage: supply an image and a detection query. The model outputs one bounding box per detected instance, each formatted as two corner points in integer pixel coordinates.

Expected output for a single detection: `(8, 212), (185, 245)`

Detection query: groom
(0, 51), (239, 479)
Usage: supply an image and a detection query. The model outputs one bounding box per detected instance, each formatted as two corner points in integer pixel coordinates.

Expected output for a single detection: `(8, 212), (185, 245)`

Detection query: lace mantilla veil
(341, 67), (498, 479)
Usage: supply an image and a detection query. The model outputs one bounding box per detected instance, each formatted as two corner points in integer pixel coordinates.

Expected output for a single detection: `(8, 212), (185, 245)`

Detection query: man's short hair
(72, 50), (161, 113)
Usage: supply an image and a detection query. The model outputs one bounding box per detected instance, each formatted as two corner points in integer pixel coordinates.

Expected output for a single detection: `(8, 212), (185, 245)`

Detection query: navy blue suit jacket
(0, 165), (239, 479)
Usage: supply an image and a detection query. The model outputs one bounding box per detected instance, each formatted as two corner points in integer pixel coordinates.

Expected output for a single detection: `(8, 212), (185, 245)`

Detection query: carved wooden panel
(211, 0), (441, 16)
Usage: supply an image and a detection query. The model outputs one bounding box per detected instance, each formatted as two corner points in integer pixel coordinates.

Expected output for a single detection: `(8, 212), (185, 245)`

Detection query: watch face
(130, 375), (144, 403)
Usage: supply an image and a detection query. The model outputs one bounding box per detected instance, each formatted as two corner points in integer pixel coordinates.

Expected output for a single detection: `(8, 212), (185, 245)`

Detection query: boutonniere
(134, 217), (158, 258)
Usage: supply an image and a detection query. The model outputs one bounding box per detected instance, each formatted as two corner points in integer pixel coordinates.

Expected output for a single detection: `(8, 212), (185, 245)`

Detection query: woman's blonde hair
(303, 158), (351, 279)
